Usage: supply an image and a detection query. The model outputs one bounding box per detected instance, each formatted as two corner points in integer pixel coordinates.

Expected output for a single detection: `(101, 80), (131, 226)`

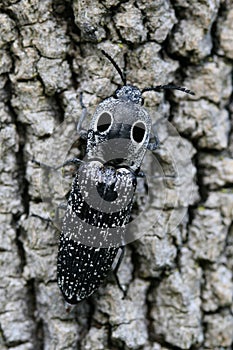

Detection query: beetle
(57, 50), (194, 304)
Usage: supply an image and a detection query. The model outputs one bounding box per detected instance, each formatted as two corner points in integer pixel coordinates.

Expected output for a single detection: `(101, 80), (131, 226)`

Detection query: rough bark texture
(0, 0), (233, 349)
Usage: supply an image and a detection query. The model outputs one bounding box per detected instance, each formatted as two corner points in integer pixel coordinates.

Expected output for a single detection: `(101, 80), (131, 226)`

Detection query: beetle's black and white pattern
(57, 50), (194, 304)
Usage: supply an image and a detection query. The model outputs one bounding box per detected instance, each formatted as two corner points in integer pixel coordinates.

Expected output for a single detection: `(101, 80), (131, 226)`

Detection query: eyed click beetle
(56, 50), (194, 304)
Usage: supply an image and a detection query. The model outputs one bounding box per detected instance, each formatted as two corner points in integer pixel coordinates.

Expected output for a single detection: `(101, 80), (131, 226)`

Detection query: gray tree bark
(0, 0), (233, 349)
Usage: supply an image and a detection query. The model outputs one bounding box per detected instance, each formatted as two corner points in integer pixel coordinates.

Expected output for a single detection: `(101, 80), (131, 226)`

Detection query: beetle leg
(112, 247), (127, 299)
(32, 157), (83, 171)
(55, 158), (83, 170)
(147, 124), (160, 150)
(30, 213), (52, 229)
(30, 202), (67, 230)
(147, 135), (160, 150)
(77, 92), (88, 139)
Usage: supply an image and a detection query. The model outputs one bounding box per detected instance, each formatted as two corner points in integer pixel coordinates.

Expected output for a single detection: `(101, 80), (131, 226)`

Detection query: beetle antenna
(142, 84), (195, 96)
(101, 49), (127, 86)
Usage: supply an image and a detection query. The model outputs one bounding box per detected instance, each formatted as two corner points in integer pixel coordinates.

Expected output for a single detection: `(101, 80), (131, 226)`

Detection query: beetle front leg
(147, 124), (160, 150)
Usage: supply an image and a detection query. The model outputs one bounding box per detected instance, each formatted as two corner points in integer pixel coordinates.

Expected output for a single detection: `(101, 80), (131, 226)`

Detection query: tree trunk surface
(0, 0), (233, 349)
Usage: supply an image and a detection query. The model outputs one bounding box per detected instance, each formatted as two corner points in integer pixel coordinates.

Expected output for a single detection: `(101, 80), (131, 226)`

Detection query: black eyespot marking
(97, 182), (118, 202)
(132, 121), (146, 143)
(96, 112), (112, 133)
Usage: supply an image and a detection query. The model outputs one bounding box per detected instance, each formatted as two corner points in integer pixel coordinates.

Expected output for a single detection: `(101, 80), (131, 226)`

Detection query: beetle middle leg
(32, 157), (83, 171)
